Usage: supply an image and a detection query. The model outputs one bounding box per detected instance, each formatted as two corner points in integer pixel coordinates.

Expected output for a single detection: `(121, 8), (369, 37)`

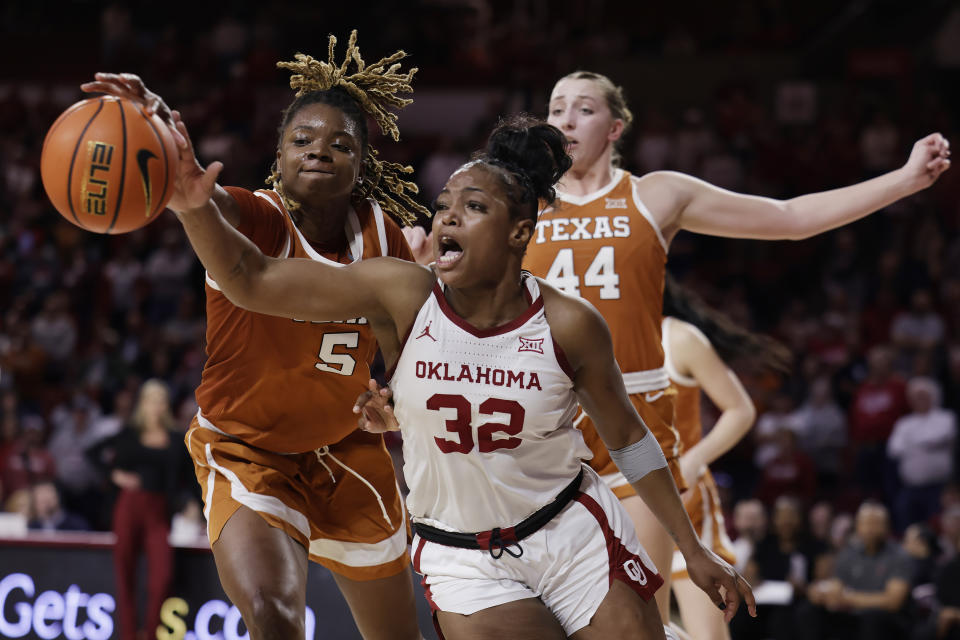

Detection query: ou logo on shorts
(623, 559), (648, 585)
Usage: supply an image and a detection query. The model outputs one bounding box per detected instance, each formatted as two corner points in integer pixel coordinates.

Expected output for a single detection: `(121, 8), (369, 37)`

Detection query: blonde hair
(268, 30), (428, 225)
(129, 379), (176, 433)
(558, 70), (634, 167)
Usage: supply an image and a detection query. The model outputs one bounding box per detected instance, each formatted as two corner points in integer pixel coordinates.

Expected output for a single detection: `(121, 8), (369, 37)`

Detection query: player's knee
(244, 588), (304, 639)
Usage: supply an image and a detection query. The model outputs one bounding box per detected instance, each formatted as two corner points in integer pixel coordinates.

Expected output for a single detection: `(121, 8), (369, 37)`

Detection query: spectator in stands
(142, 228), (194, 322)
(902, 523), (941, 612)
(88, 379), (187, 640)
(939, 504), (960, 561)
(943, 344), (960, 417)
(850, 345), (908, 500)
(830, 511), (855, 552)
(755, 496), (827, 590)
(47, 392), (119, 527)
(731, 498), (768, 573)
(730, 496), (826, 640)
(755, 428), (817, 508)
(27, 481), (90, 532)
(887, 377), (957, 531)
(29, 290), (77, 364)
(809, 501), (835, 548)
(102, 243), (143, 320)
(0, 414), (55, 503)
(805, 501), (911, 640)
(754, 392), (800, 469)
(891, 288), (946, 359)
(792, 377), (847, 493)
(931, 522), (960, 640)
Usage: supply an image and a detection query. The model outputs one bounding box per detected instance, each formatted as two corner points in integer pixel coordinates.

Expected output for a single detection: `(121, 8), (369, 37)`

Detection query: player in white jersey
(165, 111), (755, 639)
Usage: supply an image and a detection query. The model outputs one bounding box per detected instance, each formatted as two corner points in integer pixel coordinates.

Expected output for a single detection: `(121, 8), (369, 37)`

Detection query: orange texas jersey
(672, 381), (702, 449)
(195, 187), (414, 453)
(524, 169), (668, 381)
(663, 316), (707, 449)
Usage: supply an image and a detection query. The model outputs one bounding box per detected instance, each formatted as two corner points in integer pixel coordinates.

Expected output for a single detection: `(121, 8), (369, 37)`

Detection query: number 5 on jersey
(315, 332), (359, 376)
(544, 246), (620, 299)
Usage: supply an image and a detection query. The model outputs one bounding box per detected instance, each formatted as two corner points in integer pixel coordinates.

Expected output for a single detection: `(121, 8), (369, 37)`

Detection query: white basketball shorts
(410, 465), (663, 635)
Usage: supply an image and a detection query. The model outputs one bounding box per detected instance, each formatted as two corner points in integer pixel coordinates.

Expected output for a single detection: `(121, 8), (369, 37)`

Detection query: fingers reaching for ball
(82, 73), (175, 129)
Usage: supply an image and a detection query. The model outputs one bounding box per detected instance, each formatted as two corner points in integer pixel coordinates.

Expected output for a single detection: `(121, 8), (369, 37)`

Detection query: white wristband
(608, 431), (668, 484)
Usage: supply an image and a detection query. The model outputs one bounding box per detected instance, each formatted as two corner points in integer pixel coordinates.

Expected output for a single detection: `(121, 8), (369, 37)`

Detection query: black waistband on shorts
(413, 468), (584, 559)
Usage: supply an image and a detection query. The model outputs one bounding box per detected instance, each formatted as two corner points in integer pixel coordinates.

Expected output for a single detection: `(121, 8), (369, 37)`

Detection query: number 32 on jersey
(429, 394), (524, 454)
(544, 247), (620, 299)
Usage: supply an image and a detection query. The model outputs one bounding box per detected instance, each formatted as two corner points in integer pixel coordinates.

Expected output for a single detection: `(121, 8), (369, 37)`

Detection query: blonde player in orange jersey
(659, 275), (791, 640)
(522, 69), (950, 623)
(82, 32), (429, 640)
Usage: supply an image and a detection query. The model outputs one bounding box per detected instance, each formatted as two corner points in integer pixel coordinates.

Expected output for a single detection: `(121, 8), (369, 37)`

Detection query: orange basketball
(40, 96), (179, 234)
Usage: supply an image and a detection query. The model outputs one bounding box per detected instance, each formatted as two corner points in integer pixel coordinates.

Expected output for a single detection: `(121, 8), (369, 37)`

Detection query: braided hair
(663, 272), (792, 373)
(267, 30), (428, 225)
(472, 114), (572, 223)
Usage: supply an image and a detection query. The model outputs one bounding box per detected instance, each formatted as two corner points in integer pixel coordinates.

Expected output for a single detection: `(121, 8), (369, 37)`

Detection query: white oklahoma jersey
(389, 274), (591, 533)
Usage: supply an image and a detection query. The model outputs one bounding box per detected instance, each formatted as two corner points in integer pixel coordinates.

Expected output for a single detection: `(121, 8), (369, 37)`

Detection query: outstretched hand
(903, 133), (951, 189)
(81, 72), (182, 143)
(684, 545), (757, 623)
(82, 73), (221, 213)
(402, 226), (435, 266)
(353, 379), (399, 433)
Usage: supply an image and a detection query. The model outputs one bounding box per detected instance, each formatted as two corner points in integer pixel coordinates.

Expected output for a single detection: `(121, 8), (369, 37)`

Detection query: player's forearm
(783, 167), (917, 240)
(684, 406), (755, 470)
(175, 198), (268, 305)
(627, 466), (701, 554)
(843, 586), (907, 612)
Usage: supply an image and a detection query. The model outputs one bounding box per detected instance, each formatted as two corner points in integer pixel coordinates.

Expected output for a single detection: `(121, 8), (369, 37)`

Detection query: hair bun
(483, 114), (572, 206)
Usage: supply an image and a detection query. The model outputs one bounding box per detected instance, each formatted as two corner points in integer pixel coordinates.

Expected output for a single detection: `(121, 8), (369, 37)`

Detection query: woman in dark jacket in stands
(89, 379), (185, 640)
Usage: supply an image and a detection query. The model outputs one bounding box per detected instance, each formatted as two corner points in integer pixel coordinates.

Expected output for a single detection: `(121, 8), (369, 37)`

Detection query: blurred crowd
(2, 2), (960, 638)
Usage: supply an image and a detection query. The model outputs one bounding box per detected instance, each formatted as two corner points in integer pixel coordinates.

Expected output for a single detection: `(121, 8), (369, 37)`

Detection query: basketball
(40, 96), (179, 234)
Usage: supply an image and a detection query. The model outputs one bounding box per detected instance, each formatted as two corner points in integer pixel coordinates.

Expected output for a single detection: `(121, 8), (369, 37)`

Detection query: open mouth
(436, 236), (463, 268)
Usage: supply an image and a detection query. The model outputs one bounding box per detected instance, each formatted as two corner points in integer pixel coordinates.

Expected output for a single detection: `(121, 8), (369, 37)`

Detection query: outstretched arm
(543, 285), (756, 621)
(82, 72), (244, 227)
(671, 321), (756, 486)
(644, 133), (950, 240)
(167, 113), (427, 325)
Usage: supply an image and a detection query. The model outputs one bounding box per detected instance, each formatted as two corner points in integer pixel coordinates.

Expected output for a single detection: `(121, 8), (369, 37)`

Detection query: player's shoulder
(631, 170), (683, 186)
(224, 186), (285, 214)
(632, 170), (706, 200)
(667, 317), (710, 347)
(371, 258), (436, 302)
(665, 317), (712, 367)
(538, 278), (610, 342)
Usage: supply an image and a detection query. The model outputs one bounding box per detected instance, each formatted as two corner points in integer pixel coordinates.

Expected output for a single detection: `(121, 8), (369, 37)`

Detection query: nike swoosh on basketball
(644, 391), (664, 403)
(136, 149), (158, 216)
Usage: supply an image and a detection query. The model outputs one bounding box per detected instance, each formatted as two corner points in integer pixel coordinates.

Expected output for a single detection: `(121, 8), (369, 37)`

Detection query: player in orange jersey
(523, 69), (950, 622)
(660, 275), (791, 640)
(82, 32), (428, 640)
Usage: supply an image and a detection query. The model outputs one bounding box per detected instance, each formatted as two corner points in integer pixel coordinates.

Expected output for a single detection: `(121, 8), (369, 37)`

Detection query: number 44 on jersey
(544, 247), (621, 300)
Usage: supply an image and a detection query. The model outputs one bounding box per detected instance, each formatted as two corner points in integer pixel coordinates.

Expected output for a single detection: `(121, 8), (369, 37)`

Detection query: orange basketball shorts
(186, 417), (409, 581)
(576, 387), (685, 497)
(671, 469), (736, 581)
